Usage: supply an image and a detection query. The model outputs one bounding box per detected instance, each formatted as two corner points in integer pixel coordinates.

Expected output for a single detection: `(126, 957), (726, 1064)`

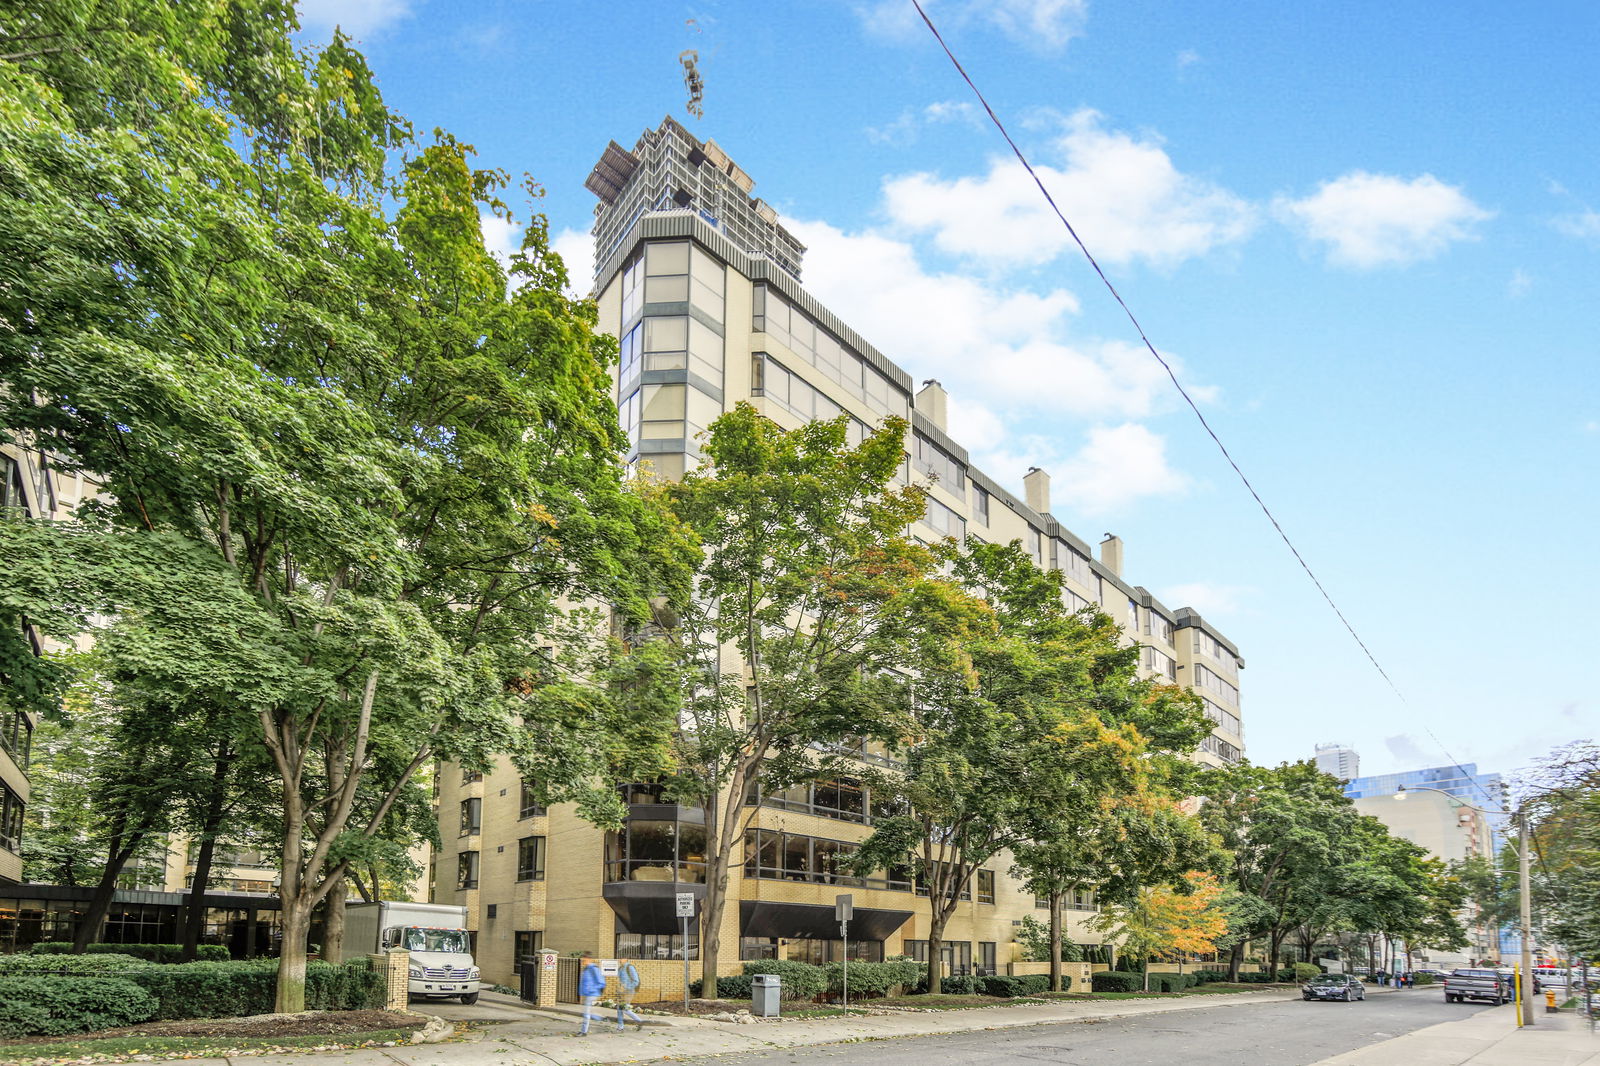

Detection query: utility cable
(911, 0), (1405, 704)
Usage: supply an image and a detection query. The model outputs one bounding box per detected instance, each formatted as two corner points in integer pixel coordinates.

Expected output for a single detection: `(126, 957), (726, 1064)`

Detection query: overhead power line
(911, 0), (1406, 706)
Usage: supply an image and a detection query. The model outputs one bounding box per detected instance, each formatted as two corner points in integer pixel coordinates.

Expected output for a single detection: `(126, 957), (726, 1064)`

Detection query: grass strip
(0, 1026), (415, 1064)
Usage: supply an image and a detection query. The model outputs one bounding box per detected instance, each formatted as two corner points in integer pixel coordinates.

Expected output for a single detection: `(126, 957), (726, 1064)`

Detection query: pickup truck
(1443, 968), (1513, 1004)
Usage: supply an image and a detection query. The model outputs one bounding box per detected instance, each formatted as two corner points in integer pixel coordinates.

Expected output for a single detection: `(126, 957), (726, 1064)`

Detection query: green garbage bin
(752, 973), (781, 1017)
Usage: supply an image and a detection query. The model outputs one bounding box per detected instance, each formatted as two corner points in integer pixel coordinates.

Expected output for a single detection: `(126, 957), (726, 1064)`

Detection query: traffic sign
(676, 891), (695, 918)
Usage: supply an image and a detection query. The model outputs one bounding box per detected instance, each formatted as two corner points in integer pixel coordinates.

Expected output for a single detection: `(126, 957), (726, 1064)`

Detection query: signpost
(676, 892), (696, 1011)
(837, 894), (854, 1009)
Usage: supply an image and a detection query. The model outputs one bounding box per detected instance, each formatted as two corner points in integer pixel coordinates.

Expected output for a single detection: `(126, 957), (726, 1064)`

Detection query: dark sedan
(1302, 974), (1366, 1001)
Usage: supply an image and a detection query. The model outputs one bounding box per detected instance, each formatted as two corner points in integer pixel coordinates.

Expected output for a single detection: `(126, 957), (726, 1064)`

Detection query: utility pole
(1519, 812), (1535, 1028)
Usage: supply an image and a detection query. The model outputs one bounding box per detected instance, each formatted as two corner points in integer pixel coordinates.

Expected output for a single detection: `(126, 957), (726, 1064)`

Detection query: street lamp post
(1395, 784), (1533, 1027)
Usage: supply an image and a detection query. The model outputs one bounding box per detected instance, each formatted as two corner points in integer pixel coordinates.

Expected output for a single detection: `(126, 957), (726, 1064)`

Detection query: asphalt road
(682, 992), (1502, 1066)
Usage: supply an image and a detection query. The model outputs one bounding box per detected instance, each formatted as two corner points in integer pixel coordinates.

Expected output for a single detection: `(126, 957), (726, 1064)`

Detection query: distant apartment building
(0, 443), (98, 885)
(433, 117), (1249, 985)
(1314, 742), (1360, 781)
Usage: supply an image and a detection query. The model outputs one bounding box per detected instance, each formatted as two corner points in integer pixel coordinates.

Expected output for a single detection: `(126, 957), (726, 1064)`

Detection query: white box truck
(341, 901), (480, 1004)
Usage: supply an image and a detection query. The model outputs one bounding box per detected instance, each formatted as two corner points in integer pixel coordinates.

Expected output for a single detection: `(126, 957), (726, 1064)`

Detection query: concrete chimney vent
(1023, 467), (1051, 515)
(1099, 533), (1123, 578)
(915, 379), (949, 431)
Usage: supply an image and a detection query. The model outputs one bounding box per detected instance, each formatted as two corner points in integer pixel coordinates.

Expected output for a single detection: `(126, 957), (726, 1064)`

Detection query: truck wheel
(459, 992), (479, 1005)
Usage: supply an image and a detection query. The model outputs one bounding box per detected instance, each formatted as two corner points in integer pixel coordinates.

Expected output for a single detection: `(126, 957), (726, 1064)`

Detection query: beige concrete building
(1, 442), (98, 885)
(1354, 789), (1496, 965)
(432, 117), (1247, 986)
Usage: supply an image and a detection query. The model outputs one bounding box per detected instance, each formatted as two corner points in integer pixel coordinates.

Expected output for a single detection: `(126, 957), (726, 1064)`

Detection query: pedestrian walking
(577, 952), (606, 1036)
(616, 959), (645, 1032)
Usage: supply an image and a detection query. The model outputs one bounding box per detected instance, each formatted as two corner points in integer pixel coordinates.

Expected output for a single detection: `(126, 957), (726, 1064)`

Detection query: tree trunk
(699, 762), (737, 991)
(277, 895), (312, 1013)
(927, 925), (945, 996)
(181, 833), (220, 961)
(180, 742), (234, 962)
(1048, 889), (1063, 992)
(73, 816), (148, 952)
(1227, 940), (1243, 982)
(324, 877), (348, 962)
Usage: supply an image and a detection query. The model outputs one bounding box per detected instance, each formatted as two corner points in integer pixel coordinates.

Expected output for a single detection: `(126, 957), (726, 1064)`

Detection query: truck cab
(384, 925), (481, 1004)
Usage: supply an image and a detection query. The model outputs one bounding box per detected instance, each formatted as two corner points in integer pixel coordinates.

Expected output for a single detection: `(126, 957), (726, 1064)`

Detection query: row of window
(456, 835), (545, 890)
(753, 354), (871, 443)
(1193, 663), (1240, 705)
(457, 786), (548, 837)
(620, 241), (725, 325)
(1142, 645), (1178, 681)
(0, 783), (22, 854)
(1200, 734), (1243, 763)
(1202, 698), (1243, 738)
(912, 433), (965, 491)
(619, 381), (721, 453)
(605, 819), (707, 884)
(1034, 887), (1099, 910)
(617, 315), (724, 394)
(0, 710), (31, 768)
(921, 495), (965, 540)
(1192, 629), (1238, 671)
(753, 285), (908, 420)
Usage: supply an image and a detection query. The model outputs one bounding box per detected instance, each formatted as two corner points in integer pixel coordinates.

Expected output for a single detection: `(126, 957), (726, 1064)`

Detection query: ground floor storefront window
(784, 938), (884, 965)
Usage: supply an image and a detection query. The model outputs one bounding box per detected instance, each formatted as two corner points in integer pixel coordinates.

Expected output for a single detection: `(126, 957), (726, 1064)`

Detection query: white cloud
(1159, 581), (1252, 616)
(881, 109), (1256, 269)
(297, 0), (412, 36)
(1554, 208), (1600, 241)
(550, 227), (596, 297)
(1583, 420), (1599, 434)
(792, 217), (1211, 512)
(867, 101), (983, 146)
(1176, 48), (1201, 70)
(1508, 268), (1532, 298)
(1274, 171), (1492, 268)
(856, 0), (1087, 50)
(479, 210), (522, 268)
(1051, 422), (1189, 514)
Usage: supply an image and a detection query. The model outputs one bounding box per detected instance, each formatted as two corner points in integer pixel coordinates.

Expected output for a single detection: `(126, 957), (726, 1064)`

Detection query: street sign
(835, 893), (853, 922)
(676, 892), (696, 918)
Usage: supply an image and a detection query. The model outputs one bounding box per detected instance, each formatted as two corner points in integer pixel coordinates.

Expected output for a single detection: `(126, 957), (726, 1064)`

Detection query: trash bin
(752, 973), (781, 1017)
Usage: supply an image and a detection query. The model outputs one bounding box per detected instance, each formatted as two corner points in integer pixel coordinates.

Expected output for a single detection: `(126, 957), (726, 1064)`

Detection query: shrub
(823, 958), (921, 998)
(0, 976), (157, 1038)
(1293, 963), (1321, 981)
(689, 974), (755, 999)
(1236, 971), (1274, 984)
(978, 974), (1051, 997)
(1413, 972), (1436, 986)
(29, 943), (231, 963)
(1091, 971), (1143, 993)
(742, 960), (827, 1001)
(0, 952), (152, 975)
(1192, 969), (1226, 984)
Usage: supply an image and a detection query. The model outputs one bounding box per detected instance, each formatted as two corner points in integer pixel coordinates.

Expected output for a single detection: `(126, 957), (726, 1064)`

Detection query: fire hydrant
(1545, 988), (1558, 1013)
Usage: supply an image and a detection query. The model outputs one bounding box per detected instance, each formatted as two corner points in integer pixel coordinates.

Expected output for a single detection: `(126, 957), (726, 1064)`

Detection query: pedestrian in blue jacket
(616, 960), (644, 1031)
(577, 952), (606, 1036)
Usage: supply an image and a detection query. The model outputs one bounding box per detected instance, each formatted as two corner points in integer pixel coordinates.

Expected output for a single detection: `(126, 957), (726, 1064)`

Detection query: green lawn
(0, 1027), (415, 1064)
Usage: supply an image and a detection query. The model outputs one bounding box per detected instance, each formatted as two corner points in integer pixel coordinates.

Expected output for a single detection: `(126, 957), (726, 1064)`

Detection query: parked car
(1303, 974), (1367, 1002)
(1443, 968), (1513, 1004)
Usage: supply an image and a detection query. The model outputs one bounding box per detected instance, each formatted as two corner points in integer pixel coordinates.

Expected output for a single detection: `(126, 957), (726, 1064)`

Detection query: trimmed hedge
(978, 974), (1051, 998)
(0, 952), (151, 975)
(28, 943), (231, 963)
(744, 959), (828, 1000)
(1192, 969), (1226, 984)
(1292, 962), (1321, 981)
(0, 976), (158, 1038)
(1092, 971), (1144, 992)
(824, 958), (921, 998)
(688, 974), (755, 999)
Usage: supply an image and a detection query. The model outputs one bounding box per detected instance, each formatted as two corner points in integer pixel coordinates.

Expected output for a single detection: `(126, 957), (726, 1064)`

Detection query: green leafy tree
(0, 2), (684, 1011)
(1090, 871), (1228, 989)
(657, 404), (930, 989)
(855, 540), (1209, 993)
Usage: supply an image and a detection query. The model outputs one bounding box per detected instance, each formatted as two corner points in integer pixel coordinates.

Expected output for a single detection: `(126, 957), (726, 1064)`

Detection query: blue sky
(297, 0), (1598, 782)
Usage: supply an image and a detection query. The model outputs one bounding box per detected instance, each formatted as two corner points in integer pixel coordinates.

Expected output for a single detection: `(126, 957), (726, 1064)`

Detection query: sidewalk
(133, 986), (1308, 1066)
(1309, 1005), (1600, 1066)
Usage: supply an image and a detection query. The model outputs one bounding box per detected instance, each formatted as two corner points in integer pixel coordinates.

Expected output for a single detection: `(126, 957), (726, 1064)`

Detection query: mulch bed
(636, 998), (752, 1016)
(0, 1010), (426, 1046)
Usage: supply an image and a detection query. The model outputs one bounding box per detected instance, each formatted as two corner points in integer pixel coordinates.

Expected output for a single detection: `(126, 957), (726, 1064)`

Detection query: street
(681, 993), (1501, 1066)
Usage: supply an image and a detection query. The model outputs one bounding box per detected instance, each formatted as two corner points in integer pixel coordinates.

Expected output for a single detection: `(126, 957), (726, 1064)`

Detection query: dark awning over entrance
(603, 881), (706, 934)
(739, 899), (912, 942)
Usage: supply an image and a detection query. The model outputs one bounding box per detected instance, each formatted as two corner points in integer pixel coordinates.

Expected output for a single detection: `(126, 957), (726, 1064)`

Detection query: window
(1201, 735), (1242, 763)
(973, 486), (990, 525)
(976, 869), (995, 905)
(519, 781), (546, 819)
(456, 851), (479, 890)
(461, 768), (483, 784)
(1127, 597), (1140, 633)
(644, 240), (689, 304)
(0, 783), (23, 853)
(912, 433), (966, 490)
(0, 454), (29, 515)
(740, 937), (780, 960)
(615, 920), (698, 960)
(1147, 612), (1174, 645)
(1193, 664), (1240, 704)
(512, 930), (543, 974)
(903, 939), (973, 974)
(517, 836), (546, 881)
(1027, 528), (1042, 565)
(459, 798), (481, 836)
(752, 287), (908, 419)
(1143, 646), (1177, 681)
(605, 819), (707, 883)
(921, 496), (965, 540)
(978, 941), (996, 975)
(1, 710), (32, 767)
(1202, 698), (1242, 737)
(743, 829), (907, 890)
